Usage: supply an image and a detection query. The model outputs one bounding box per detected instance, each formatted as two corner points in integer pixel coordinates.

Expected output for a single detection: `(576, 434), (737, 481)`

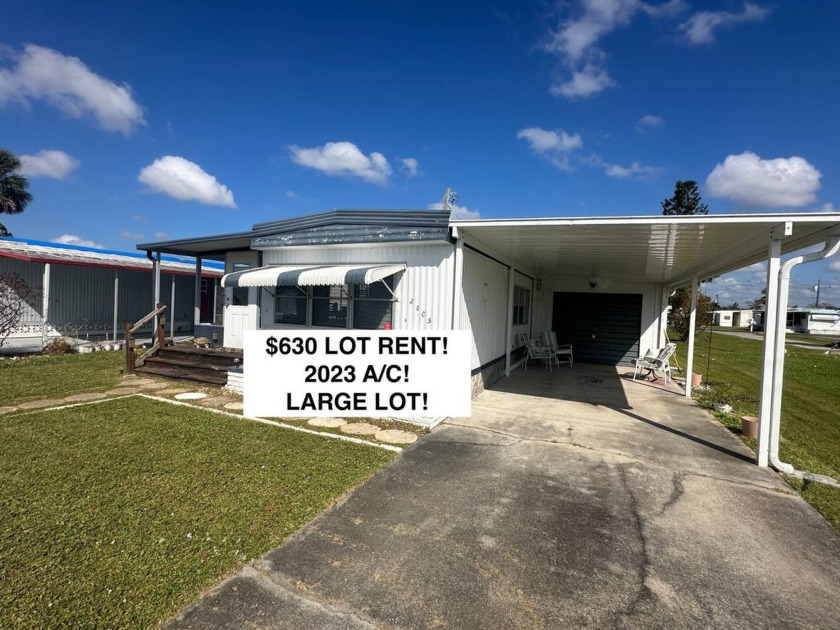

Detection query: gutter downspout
(768, 236), (840, 488)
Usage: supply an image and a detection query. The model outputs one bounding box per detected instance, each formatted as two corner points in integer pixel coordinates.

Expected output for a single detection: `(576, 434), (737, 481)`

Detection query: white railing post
(41, 263), (50, 347)
(194, 256), (202, 327)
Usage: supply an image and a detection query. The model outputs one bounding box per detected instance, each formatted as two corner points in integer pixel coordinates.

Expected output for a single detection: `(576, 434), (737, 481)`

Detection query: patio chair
(540, 331), (574, 368)
(633, 343), (677, 383)
(520, 334), (554, 372)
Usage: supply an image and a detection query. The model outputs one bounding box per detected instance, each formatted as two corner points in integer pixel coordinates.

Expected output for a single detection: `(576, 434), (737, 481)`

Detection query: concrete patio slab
(165, 365), (840, 630)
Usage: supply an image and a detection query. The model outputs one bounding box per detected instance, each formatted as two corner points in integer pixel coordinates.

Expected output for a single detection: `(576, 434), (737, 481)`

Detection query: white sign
(243, 330), (472, 419)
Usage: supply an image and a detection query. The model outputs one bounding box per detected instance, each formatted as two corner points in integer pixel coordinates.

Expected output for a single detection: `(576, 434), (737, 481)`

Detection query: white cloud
(132, 213), (146, 222)
(550, 62), (616, 100)
(640, 0), (688, 18)
(401, 157), (420, 178)
(517, 127), (582, 153)
(289, 141), (392, 184)
(285, 190), (301, 200)
(680, 2), (770, 44)
(705, 151), (821, 208)
(19, 149), (79, 179)
(543, 0), (639, 62)
(516, 127), (583, 170)
(52, 234), (104, 249)
(0, 44), (145, 135)
(153, 231), (169, 240)
(119, 230), (144, 241)
(829, 261), (840, 272)
(815, 203), (837, 213)
(428, 201), (481, 220)
(138, 156), (237, 208)
(636, 114), (664, 130)
(605, 161), (661, 178)
(540, 1), (685, 100)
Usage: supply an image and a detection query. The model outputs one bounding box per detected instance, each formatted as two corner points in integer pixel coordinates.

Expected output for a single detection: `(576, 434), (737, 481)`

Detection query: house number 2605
(408, 298), (432, 325)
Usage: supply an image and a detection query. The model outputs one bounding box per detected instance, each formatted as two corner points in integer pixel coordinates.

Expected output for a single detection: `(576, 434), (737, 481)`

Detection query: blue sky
(3, 1), (840, 306)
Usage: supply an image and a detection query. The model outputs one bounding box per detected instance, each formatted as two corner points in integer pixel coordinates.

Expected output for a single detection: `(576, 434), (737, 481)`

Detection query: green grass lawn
(0, 397), (395, 629)
(0, 351), (124, 405)
(674, 332), (840, 530)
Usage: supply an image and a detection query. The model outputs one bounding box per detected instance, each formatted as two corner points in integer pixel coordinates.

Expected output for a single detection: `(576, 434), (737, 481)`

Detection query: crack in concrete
(660, 472), (685, 514)
(615, 464), (654, 627)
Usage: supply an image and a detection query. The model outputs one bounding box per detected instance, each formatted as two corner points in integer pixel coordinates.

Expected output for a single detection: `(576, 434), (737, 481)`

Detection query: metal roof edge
(1, 236), (223, 269)
(136, 230), (253, 251)
(252, 209), (452, 235)
(451, 212), (840, 227)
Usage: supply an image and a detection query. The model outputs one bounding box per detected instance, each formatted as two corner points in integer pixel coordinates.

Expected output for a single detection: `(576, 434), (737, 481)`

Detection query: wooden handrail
(130, 304), (166, 334)
(125, 303), (167, 374)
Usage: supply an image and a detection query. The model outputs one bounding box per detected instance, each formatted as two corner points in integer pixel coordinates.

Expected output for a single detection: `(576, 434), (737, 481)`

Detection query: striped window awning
(221, 263), (406, 288)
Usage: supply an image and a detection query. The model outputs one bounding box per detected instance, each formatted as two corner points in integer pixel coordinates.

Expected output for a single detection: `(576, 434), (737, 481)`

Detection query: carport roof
(452, 213), (840, 287)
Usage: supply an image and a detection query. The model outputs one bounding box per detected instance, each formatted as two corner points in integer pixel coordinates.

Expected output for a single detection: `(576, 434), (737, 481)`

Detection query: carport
(452, 212), (840, 471)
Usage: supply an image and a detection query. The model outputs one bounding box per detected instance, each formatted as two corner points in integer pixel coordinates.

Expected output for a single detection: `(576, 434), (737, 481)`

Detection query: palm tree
(0, 149), (33, 237)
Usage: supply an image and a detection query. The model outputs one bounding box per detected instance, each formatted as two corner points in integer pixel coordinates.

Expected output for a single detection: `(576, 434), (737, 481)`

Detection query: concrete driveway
(166, 365), (840, 629)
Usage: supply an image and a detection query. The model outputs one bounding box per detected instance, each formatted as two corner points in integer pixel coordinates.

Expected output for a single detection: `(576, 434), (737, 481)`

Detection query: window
(353, 279), (394, 329)
(312, 285), (349, 328)
(274, 286), (307, 325)
(231, 263), (250, 306)
(513, 285), (530, 326)
(271, 279), (395, 329)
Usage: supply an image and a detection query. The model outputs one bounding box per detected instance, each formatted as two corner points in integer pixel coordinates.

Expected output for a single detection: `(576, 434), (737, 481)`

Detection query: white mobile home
(712, 309), (755, 328)
(0, 237), (223, 349)
(137, 209), (840, 399)
(786, 308), (840, 335)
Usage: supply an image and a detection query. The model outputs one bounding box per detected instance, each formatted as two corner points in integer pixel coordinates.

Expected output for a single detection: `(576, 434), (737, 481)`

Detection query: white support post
(113, 270), (119, 342)
(659, 286), (670, 348)
(194, 256), (202, 327)
(41, 263), (50, 347)
(757, 233), (784, 467)
(153, 251), (162, 333)
(504, 266), (515, 376)
(450, 238), (463, 330)
(212, 280), (218, 325)
(684, 276), (698, 398)
(170, 275), (176, 341)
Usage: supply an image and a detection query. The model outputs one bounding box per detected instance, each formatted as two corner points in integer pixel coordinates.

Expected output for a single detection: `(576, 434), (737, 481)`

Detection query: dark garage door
(552, 292), (642, 366)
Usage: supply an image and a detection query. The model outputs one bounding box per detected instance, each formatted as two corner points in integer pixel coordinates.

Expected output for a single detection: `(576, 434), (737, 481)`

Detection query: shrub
(43, 338), (76, 355)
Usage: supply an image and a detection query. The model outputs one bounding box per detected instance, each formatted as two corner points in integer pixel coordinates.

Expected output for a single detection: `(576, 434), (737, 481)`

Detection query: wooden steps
(136, 346), (243, 387)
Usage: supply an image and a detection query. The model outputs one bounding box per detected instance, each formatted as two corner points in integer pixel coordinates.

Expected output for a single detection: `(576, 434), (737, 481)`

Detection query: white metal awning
(452, 213), (840, 287)
(221, 263), (406, 288)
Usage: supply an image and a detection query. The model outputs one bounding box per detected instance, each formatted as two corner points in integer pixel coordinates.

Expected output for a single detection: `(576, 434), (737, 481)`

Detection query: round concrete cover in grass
(375, 429), (418, 445)
(18, 398), (67, 410)
(339, 422), (379, 435)
(174, 392), (208, 401)
(0, 406), (17, 415)
(308, 417), (347, 428)
(224, 402), (244, 410)
(64, 392), (108, 403)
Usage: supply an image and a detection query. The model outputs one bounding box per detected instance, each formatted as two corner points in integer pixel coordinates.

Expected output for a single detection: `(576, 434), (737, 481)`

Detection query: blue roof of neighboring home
(0, 236), (224, 276)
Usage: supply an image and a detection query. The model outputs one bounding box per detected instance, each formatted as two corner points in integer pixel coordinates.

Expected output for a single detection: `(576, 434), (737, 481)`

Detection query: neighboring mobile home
(137, 209), (840, 399)
(786, 308), (840, 335)
(712, 309), (755, 328)
(0, 237), (223, 349)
